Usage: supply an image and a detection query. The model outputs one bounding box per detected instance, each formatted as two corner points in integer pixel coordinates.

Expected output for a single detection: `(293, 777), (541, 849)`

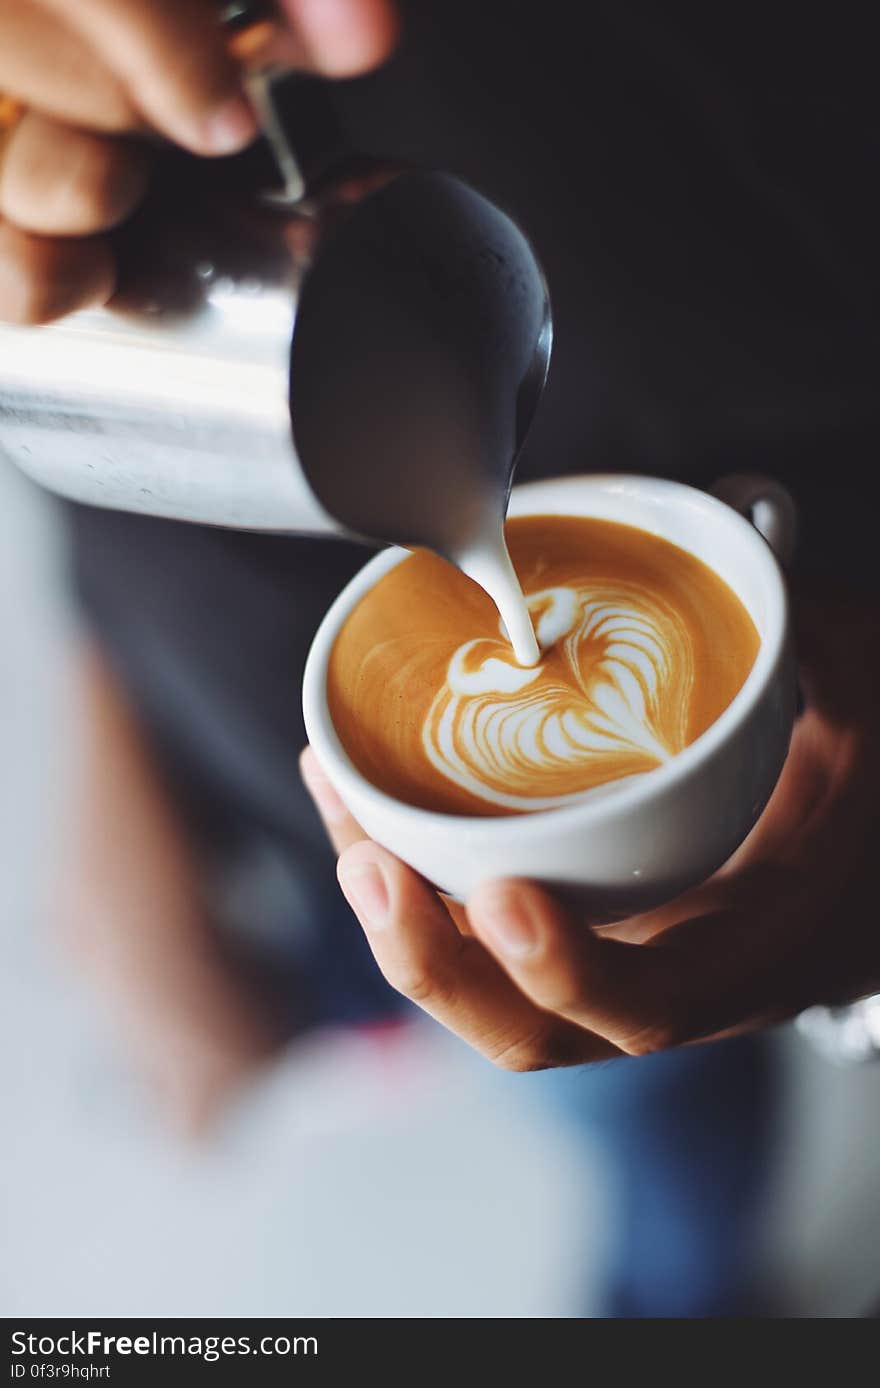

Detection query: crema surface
(328, 516), (760, 816)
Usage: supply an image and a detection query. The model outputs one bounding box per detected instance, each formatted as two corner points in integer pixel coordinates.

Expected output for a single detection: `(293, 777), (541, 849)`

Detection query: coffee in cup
(328, 513), (759, 816)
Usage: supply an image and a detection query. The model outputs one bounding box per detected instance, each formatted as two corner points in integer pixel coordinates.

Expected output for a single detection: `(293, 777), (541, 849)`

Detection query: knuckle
(543, 984), (587, 1017)
(59, 151), (119, 229)
(386, 957), (454, 1009)
(74, 143), (147, 231)
(1, 119), (139, 235)
(486, 1025), (579, 1073)
(618, 1017), (685, 1058)
(393, 968), (436, 1005)
(29, 180), (107, 239)
(532, 970), (592, 1019)
(612, 973), (694, 1057)
(492, 1048), (545, 1074)
(491, 1042), (550, 1074)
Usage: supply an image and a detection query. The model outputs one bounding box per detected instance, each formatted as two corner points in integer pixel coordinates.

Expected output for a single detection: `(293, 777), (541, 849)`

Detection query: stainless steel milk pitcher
(0, 131), (552, 554)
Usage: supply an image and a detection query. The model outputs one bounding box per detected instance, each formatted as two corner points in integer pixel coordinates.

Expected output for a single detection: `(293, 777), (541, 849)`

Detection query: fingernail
(193, 94), (258, 155)
(282, 0), (391, 74)
(302, 763), (349, 826)
(477, 887), (540, 958)
(339, 861), (389, 930)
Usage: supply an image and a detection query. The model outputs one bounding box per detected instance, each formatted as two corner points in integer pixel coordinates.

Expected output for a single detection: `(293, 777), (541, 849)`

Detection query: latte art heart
(327, 515), (759, 817)
(423, 584), (694, 810)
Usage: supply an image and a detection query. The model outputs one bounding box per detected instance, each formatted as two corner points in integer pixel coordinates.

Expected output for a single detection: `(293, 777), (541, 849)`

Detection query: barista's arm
(304, 585), (880, 1068)
(0, 0), (397, 323)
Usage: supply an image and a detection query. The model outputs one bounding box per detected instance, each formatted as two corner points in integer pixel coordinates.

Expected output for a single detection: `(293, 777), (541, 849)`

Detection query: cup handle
(710, 472), (798, 568)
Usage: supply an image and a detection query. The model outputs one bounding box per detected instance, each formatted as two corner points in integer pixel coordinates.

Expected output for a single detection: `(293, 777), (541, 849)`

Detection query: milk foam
(454, 529), (540, 667)
(423, 583), (693, 810)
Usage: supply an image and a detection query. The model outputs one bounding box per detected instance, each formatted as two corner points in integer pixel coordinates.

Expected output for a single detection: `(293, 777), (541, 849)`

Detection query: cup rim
(302, 473), (789, 835)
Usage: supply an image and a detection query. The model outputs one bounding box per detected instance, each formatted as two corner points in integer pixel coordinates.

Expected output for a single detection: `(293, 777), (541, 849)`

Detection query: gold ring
(0, 95), (24, 162)
(0, 95), (23, 127)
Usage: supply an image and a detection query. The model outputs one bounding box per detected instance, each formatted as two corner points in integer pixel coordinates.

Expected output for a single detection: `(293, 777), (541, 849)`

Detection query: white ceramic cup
(303, 474), (796, 917)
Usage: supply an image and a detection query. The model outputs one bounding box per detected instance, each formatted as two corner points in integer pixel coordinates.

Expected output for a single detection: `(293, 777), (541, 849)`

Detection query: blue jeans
(520, 1035), (777, 1317)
